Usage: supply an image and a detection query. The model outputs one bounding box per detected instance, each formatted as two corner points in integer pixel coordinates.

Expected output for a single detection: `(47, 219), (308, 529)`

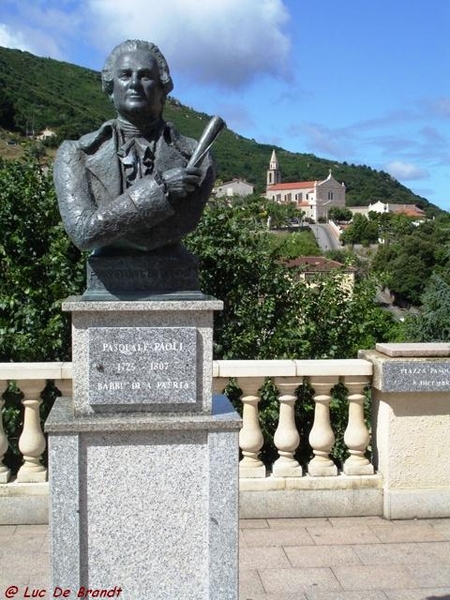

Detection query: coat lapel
(84, 124), (122, 203)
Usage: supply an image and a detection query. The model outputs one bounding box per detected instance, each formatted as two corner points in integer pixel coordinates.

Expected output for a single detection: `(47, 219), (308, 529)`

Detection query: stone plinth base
(308, 459), (338, 477)
(343, 461), (374, 476)
(0, 481), (48, 525)
(384, 488), (450, 520)
(46, 395), (240, 600)
(239, 474), (383, 519)
(272, 459), (303, 478)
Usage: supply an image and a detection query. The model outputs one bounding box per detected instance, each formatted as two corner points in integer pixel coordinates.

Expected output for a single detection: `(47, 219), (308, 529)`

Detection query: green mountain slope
(0, 46), (441, 214)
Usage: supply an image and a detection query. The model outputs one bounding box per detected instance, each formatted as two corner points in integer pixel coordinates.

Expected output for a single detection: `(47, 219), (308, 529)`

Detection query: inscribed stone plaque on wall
(382, 360), (450, 392)
(88, 327), (197, 406)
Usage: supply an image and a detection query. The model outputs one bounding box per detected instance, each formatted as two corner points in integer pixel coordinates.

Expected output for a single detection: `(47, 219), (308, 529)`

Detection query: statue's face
(112, 50), (165, 121)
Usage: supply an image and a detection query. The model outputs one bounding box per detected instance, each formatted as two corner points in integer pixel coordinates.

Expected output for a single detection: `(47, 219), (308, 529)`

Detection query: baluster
(343, 376), (374, 475)
(0, 382), (11, 483)
(238, 377), (266, 478)
(308, 376), (338, 476)
(272, 377), (302, 477)
(17, 380), (47, 483)
(55, 378), (72, 398)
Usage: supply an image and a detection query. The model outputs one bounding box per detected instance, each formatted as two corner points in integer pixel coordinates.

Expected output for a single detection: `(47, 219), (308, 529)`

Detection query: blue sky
(1, 0), (449, 210)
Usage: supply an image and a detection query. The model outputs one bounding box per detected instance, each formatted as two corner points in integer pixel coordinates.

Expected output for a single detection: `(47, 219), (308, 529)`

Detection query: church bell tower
(266, 149), (281, 189)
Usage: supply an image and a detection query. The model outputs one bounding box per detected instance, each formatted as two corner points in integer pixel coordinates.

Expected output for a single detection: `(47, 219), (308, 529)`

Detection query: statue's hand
(162, 167), (201, 200)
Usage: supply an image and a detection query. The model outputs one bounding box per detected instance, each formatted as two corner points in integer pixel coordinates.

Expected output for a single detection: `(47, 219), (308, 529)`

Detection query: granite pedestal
(46, 296), (241, 599)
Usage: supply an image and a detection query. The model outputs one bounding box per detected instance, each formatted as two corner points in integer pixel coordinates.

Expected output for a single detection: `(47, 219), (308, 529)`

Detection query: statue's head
(101, 40), (174, 123)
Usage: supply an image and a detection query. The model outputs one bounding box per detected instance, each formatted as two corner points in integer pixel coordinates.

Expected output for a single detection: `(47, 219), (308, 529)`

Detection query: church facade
(265, 150), (346, 221)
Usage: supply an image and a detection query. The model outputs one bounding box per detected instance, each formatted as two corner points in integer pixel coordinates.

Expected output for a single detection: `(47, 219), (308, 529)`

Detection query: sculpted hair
(101, 39), (174, 97)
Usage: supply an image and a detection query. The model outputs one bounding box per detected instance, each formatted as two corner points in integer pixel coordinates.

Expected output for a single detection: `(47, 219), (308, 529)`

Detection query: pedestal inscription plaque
(378, 360), (450, 392)
(88, 326), (197, 407)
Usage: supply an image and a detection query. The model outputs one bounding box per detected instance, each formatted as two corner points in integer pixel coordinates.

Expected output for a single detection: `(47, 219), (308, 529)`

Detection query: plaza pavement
(1, 516), (450, 599)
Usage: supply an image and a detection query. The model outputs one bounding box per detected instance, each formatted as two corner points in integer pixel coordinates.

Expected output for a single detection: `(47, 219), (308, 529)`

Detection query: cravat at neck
(117, 117), (162, 141)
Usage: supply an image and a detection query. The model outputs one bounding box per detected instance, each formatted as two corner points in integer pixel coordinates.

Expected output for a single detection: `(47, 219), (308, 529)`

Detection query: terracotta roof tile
(267, 181), (316, 190)
(283, 256), (357, 273)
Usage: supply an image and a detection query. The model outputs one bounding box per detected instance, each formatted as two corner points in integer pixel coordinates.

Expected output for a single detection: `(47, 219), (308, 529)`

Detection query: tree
(273, 230), (320, 258)
(404, 273), (450, 341)
(328, 207), (353, 222)
(372, 231), (442, 306)
(0, 155), (85, 361)
(0, 86), (15, 130)
(265, 199), (301, 229)
(341, 213), (379, 246)
(186, 198), (397, 360)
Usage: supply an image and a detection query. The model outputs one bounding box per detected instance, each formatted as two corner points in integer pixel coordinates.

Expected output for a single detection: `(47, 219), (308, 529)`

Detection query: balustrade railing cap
(376, 343), (450, 358)
(0, 362), (72, 380)
(294, 359), (372, 376)
(212, 359), (373, 378)
(215, 360), (297, 378)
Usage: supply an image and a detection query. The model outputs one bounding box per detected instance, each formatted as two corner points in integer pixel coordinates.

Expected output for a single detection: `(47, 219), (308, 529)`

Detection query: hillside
(0, 46), (441, 215)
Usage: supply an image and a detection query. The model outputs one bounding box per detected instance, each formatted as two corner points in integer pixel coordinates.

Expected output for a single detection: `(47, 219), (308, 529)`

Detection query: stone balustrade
(3, 346), (450, 522)
(0, 363), (73, 485)
(0, 359), (372, 486)
(213, 359), (374, 481)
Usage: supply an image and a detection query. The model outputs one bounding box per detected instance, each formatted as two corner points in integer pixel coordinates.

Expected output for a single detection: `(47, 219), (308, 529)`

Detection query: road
(309, 223), (342, 252)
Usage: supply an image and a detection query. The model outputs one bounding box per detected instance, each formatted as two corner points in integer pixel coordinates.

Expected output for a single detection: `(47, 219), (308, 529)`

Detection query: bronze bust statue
(54, 39), (216, 254)
(54, 40), (222, 297)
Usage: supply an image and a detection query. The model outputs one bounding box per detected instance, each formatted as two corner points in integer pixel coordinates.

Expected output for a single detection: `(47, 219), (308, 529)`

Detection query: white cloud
(0, 1), (292, 88)
(288, 121), (356, 160)
(0, 3), (78, 61)
(0, 23), (34, 53)
(86, 0), (291, 88)
(384, 161), (428, 181)
(427, 97), (450, 118)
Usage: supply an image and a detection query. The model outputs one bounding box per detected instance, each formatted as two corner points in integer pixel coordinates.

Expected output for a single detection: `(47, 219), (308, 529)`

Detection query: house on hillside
(283, 256), (357, 291)
(265, 150), (346, 221)
(36, 128), (56, 141)
(349, 201), (426, 220)
(213, 178), (254, 198)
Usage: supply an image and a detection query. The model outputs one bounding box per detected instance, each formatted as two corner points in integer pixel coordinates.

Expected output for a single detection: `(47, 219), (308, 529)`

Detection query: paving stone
(328, 517), (390, 527)
(6, 520), (450, 598)
(14, 524), (48, 535)
(264, 595), (308, 600)
(369, 523), (447, 543)
(383, 589), (450, 600)
(0, 525), (17, 536)
(5, 535), (48, 553)
(332, 565), (420, 590)
(259, 567), (341, 594)
(240, 546), (291, 569)
(286, 545), (362, 568)
(0, 576), (33, 588)
(353, 541), (450, 565)
(239, 567), (265, 597)
(304, 591), (389, 600)
(424, 518), (450, 527)
(306, 525), (381, 546)
(241, 527), (315, 548)
(426, 521), (450, 541)
(268, 518), (331, 529)
(240, 593), (308, 600)
(240, 519), (269, 529)
(404, 564), (450, 588)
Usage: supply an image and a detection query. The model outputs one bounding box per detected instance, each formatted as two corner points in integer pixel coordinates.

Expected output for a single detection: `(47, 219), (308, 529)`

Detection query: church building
(265, 150), (346, 221)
